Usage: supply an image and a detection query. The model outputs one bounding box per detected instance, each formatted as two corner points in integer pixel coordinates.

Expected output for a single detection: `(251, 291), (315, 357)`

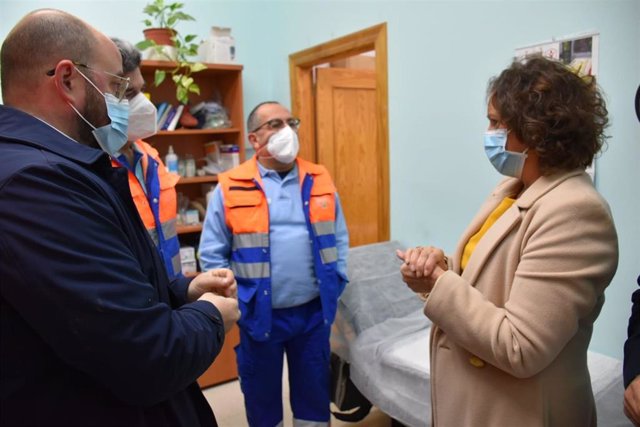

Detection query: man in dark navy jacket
(624, 276), (640, 426)
(0, 9), (239, 426)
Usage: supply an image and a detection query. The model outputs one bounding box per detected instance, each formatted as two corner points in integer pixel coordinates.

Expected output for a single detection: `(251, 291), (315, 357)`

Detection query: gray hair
(110, 37), (141, 74)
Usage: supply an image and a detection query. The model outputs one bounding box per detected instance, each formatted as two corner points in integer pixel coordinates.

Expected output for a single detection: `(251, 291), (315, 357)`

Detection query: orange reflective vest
(219, 157), (345, 341)
(112, 140), (182, 279)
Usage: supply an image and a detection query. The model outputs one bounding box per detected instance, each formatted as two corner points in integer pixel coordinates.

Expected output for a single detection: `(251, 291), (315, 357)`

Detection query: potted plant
(136, 0), (207, 105)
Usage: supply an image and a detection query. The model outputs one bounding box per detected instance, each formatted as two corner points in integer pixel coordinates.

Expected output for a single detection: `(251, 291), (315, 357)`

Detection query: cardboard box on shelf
(180, 246), (197, 275)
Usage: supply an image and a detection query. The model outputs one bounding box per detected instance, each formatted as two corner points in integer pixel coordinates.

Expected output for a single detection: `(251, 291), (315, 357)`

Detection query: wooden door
(315, 67), (385, 247)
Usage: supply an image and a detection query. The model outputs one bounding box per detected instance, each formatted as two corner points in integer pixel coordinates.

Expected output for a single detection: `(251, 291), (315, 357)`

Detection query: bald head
(1, 9), (98, 100)
(1, 9), (125, 146)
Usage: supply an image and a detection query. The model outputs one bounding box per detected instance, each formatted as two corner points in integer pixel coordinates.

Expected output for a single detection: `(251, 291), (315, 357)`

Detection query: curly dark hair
(487, 55), (609, 174)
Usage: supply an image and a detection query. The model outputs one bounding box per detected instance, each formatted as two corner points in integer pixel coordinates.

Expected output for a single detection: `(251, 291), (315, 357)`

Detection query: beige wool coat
(425, 169), (618, 427)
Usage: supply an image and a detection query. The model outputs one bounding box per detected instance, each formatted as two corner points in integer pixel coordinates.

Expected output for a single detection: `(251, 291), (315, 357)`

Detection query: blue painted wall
(1, 0), (638, 359)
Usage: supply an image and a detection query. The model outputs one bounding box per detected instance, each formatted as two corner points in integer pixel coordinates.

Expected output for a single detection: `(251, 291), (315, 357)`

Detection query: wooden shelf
(156, 128), (241, 136)
(142, 60), (243, 73)
(178, 175), (218, 185)
(177, 224), (203, 234)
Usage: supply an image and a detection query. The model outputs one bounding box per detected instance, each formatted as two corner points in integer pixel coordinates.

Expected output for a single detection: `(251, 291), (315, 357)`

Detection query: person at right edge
(199, 101), (349, 427)
(623, 87), (640, 426)
(624, 276), (640, 426)
(397, 55), (619, 426)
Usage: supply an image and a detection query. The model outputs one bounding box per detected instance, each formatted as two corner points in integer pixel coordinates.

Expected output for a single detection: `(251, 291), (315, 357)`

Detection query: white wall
(2, 0), (639, 359)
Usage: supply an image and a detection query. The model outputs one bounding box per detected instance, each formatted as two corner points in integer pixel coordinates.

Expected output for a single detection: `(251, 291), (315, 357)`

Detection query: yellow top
(461, 197), (516, 271)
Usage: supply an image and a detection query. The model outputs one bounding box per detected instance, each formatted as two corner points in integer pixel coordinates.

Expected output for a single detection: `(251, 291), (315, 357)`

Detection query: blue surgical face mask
(484, 129), (529, 178)
(68, 67), (129, 156)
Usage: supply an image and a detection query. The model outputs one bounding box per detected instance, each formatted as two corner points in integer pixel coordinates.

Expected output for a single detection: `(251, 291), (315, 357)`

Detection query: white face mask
(263, 126), (299, 164)
(127, 92), (157, 141)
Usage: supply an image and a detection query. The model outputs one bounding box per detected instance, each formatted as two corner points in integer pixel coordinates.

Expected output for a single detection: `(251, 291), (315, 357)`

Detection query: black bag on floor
(330, 353), (372, 422)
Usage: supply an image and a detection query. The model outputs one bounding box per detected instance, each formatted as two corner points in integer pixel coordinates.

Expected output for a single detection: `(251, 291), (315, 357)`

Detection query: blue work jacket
(214, 157), (348, 341)
(0, 105), (223, 426)
(114, 140), (182, 280)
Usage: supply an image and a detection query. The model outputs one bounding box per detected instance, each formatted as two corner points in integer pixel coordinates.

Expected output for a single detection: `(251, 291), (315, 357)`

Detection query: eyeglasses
(251, 117), (301, 133)
(46, 61), (130, 101)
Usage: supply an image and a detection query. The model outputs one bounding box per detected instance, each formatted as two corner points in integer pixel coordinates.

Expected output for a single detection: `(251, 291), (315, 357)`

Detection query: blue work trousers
(236, 297), (330, 427)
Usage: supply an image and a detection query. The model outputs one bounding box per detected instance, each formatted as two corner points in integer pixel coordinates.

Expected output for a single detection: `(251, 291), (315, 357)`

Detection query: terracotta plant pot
(143, 28), (176, 46)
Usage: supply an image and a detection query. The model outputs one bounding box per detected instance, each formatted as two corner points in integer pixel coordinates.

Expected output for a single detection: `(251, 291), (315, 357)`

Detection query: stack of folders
(156, 102), (185, 131)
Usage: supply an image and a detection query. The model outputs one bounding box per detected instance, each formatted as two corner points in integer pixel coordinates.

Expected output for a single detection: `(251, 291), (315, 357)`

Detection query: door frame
(289, 23), (389, 241)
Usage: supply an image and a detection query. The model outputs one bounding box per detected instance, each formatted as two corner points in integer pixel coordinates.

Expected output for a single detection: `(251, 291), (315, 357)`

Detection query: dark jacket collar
(0, 104), (108, 167)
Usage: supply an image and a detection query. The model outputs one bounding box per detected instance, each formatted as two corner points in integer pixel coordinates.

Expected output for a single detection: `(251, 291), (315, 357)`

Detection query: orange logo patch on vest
(313, 197), (330, 209)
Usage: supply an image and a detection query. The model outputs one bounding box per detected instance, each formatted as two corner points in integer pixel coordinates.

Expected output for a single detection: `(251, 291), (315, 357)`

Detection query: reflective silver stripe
(312, 221), (335, 236)
(161, 218), (178, 240)
(232, 233), (269, 250)
(147, 228), (159, 246)
(146, 218), (177, 244)
(171, 253), (181, 274)
(320, 247), (338, 264)
(293, 420), (328, 427)
(232, 261), (270, 279)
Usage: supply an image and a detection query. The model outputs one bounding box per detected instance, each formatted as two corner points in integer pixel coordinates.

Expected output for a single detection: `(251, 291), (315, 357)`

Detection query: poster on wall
(516, 32), (600, 181)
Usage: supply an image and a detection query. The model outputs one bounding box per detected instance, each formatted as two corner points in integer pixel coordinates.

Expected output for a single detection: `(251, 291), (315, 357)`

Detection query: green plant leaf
(188, 83), (201, 95)
(142, 5), (160, 15)
(182, 76), (194, 88)
(172, 12), (195, 21)
(135, 39), (155, 50)
(154, 70), (167, 87)
(187, 43), (199, 56)
(184, 34), (197, 43)
(177, 86), (188, 104)
(191, 62), (207, 73)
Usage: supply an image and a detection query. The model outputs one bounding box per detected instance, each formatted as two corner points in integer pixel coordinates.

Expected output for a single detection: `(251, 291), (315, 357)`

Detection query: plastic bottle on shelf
(165, 145), (179, 174)
(199, 26), (236, 64)
(185, 154), (196, 177)
(220, 144), (240, 171)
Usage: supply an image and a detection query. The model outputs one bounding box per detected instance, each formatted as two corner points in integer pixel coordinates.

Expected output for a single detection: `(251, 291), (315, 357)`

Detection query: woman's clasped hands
(396, 246), (448, 294)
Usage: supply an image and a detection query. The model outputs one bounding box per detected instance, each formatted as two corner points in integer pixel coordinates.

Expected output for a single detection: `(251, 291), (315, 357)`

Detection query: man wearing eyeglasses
(199, 101), (349, 427)
(0, 9), (239, 427)
(109, 37), (183, 281)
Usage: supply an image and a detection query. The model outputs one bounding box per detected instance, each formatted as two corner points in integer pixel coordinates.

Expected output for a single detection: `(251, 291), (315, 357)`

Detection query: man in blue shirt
(199, 101), (349, 427)
(0, 9), (239, 426)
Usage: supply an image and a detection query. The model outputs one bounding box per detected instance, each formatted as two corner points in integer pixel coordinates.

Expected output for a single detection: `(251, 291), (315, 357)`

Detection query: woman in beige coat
(398, 56), (618, 426)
